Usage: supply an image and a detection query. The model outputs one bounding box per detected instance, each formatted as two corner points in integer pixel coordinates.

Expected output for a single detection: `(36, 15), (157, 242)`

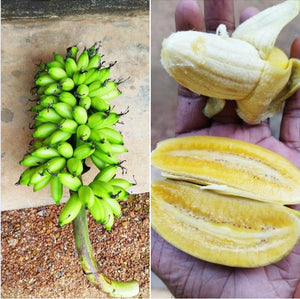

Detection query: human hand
(151, 0), (300, 297)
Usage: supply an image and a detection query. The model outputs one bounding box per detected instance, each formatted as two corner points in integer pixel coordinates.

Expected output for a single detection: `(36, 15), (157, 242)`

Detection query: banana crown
(161, 0), (300, 124)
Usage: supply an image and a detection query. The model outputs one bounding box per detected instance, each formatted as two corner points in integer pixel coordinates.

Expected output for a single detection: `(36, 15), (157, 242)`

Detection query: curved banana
(50, 175), (63, 204)
(56, 142), (74, 158)
(94, 165), (117, 182)
(161, 0), (300, 124)
(78, 185), (95, 209)
(58, 193), (83, 226)
(67, 157), (84, 176)
(58, 172), (82, 191)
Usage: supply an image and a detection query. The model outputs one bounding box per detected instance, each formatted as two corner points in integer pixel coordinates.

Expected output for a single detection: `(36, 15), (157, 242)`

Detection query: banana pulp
(151, 136), (300, 267)
(161, 0), (300, 124)
(152, 180), (300, 268)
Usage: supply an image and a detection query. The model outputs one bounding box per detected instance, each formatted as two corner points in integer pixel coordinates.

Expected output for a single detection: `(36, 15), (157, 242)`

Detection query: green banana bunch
(20, 43), (135, 229)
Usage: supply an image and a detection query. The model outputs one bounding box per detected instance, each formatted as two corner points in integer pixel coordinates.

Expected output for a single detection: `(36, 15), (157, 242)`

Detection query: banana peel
(151, 136), (300, 267)
(161, 0), (300, 124)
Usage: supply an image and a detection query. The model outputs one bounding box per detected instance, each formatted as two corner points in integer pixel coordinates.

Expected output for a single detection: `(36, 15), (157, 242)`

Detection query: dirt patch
(1, 193), (149, 298)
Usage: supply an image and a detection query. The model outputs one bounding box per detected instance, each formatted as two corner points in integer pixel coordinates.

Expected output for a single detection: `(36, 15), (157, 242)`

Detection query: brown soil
(1, 193), (149, 298)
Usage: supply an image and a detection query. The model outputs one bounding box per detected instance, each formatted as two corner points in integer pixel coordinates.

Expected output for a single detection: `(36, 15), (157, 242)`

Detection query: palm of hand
(152, 118), (300, 298)
(152, 0), (300, 297)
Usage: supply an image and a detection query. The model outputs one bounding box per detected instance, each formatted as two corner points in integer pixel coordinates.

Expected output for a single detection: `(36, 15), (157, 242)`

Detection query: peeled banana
(161, 0), (300, 124)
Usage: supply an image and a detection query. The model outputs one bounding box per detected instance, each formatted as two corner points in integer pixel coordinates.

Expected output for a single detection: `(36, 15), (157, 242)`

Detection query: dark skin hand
(151, 0), (300, 297)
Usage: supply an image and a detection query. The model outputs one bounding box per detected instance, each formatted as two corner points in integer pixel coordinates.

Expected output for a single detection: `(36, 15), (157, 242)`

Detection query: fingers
(175, 0), (210, 134)
(175, 0), (205, 31)
(204, 0), (235, 33)
(280, 37), (300, 151)
(240, 6), (260, 23)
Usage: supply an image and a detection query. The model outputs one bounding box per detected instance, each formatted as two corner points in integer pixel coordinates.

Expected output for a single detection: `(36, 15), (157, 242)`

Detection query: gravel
(1, 193), (149, 298)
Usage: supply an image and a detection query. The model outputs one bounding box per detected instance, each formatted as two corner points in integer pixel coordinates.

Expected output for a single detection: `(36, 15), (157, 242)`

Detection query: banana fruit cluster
(17, 43), (134, 230)
(161, 0), (300, 124)
(151, 136), (300, 267)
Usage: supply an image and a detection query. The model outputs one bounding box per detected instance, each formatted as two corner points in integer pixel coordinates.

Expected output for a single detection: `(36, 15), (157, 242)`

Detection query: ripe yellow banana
(152, 136), (300, 205)
(151, 135), (300, 267)
(161, 0), (300, 124)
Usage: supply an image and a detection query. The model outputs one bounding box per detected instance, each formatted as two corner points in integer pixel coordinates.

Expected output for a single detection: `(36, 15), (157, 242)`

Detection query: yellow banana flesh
(151, 136), (300, 205)
(160, 0), (300, 124)
(151, 179), (300, 268)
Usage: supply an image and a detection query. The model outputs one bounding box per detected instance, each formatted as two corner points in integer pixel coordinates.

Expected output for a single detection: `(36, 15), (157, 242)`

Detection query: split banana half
(161, 0), (300, 124)
(151, 136), (300, 267)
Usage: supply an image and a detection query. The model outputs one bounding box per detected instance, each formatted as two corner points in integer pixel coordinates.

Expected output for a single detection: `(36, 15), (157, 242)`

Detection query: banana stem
(72, 206), (139, 298)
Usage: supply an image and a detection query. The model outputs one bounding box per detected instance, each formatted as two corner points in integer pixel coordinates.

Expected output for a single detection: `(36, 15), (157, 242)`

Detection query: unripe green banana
(76, 84), (89, 99)
(65, 57), (78, 77)
(40, 95), (59, 108)
(93, 149), (119, 165)
(99, 88), (122, 101)
(104, 197), (121, 218)
(77, 49), (89, 71)
(96, 139), (112, 155)
(57, 119), (78, 134)
(90, 153), (108, 170)
(36, 86), (47, 95)
(72, 106), (88, 125)
(50, 175), (63, 205)
(30, 139), (44, 149)
(53, 52), (65, 66)
(17, 167), (38, 185)
(29, 167), (48, 185)
(67, 157), (83, 176)
(46, 156), (66, 173)
(73, 71), (87, 85)
(31, 146), (60, 159)
(44, 83), (62, 95)
(33, 171), (52, 192)
(48, 130), (72, 146)
(89, 128), (105, 142)
(35, 74), (56, 86)
(73, 143), (95, 160)
(97, 67), (111, 84)
(90, 96), (110, 112)
(66, 45), (79, 60)
(33, 122), (58, 138)
(94, 165), (117, 182)
(20, 154), (47, 167)
(111, 185), (129, 201)
(109, 178), (133, 190)
(58, 172), (82, 191)
(48, 67), (67, 81)
(87, 80), (102, 93)
(57, 142), (74, 158)
(31, 104), (44, 113)
(87, 53), (101, 70)
(89, 180), (114, 199)
(59, 77), (75, 91)
(59, 92), (77, 107)
(89, 197), (107, 223)
(102, 200), (115, 231)
(78, 185), (95, 209)
(78, 96), (91, 110)
(46, 60), (64, 69)
(35, 108), (63, 124)
(58, 193), (83, 226)
(87, 111), (120, 130)
(88, 81), (118, 98)
(110, 143), (128, 154)
(53, 102), (74, 119)
(76, 124), (91, 141)
(83, 68), (99, 85)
